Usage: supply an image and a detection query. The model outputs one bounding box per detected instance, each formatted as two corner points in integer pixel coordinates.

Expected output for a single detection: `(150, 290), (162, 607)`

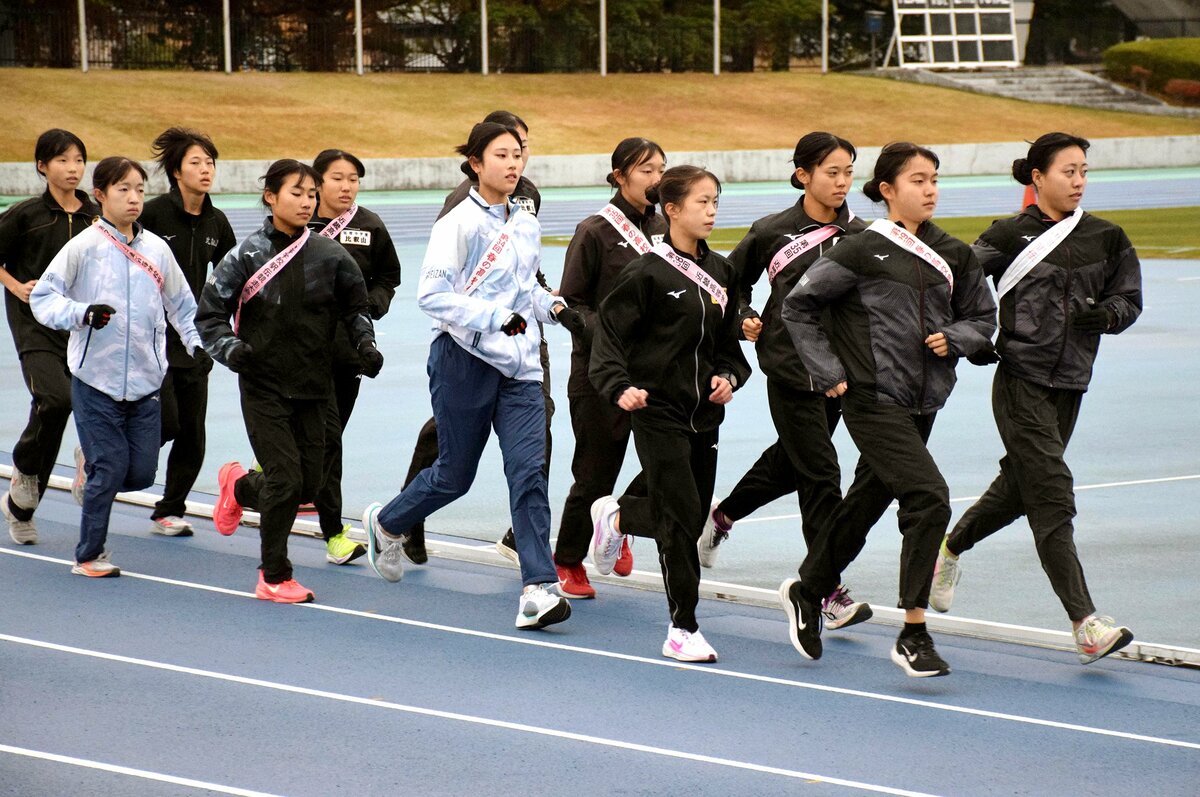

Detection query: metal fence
(0, 3), (1194, 74)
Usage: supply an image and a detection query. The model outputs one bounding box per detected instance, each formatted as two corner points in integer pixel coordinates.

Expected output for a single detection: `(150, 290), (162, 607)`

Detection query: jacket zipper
(689, 282), (705, 434)
(916, 252), (928, 412)
(123, 246), (131, 400)
(1048, 246), (1073, 388)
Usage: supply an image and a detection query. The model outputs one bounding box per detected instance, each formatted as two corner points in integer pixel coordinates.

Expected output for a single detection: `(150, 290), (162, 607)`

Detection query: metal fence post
(77, 0), (88, 73)
(600, 0), (607, 77)
(223, 0), (232, 73)
(821, 0), (829, 74)
(355, 0), (364, 75)
(481, 0), (489, 76)
(713, 0), (720, 76)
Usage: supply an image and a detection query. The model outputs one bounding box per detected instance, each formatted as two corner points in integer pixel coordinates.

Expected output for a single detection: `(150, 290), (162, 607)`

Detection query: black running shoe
(495, 527), (519, 564)
(891, 631), (951, 677)
(779, 578), (823, 660)
(401, 526), (428, 565)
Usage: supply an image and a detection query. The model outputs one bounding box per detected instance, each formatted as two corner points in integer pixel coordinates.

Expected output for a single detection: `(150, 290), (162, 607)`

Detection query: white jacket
(419, 188), (562, 381)
(31, 219), (200, 401)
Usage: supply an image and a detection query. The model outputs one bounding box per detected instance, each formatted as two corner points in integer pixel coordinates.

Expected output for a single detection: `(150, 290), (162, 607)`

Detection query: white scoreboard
(893, 0), (1020, 69)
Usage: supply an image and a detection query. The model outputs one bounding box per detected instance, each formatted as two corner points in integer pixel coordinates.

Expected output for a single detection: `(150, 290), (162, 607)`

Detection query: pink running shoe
(214, 461), (248, 535)
(255, 571), (314, 604)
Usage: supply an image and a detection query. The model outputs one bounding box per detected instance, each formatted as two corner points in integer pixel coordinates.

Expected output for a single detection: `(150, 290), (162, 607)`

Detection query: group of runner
(0, 116), (1140, 676)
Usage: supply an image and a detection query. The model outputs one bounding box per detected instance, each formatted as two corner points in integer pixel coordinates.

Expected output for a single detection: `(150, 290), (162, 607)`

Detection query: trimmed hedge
(1103, 38), (1200, 92)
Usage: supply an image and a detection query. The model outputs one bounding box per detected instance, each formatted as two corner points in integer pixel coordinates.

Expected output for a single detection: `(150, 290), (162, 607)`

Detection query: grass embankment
(2, 68), (1198, 161)
(701, 207), (1200, 259)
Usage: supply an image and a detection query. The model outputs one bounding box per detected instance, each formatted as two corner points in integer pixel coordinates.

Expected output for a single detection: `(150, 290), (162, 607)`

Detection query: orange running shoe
(71, 551), (120, 578)
(613, 536), (634, 577)
(214, 461), (248, 535)
(555, 562), (596, 599)
(255, 571), (314, 604)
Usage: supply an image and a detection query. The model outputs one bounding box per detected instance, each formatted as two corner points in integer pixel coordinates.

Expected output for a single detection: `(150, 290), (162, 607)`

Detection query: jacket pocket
(78, 328), (93, 369)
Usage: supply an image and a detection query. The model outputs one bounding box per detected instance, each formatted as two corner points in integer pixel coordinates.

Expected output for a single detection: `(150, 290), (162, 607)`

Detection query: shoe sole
(778, 578), (821, 660)
(1079, 628), (1135, 664)
(3, 493), (38, 545)
(890, 645), (951, 677)
(214, 463), (244, 535)
(362, 503), (394, 581)
(327, 545), (367, 565)
(588, 497), (620, 576)
(255, 588), (314, 603)
(825, 603), (874, 631)
(151, 523), (194, 537)
(557, 582), (596, 599)
(929, 558), (961, 613)
(516, 598), (572, 630)
(662, 643), (717, 663)
(72, 566), (121, 578)
(401, 545), (429, 566)
(494, 538), (519, 565)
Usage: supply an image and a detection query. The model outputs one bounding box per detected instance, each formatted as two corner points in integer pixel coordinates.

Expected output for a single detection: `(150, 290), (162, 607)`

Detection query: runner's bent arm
(940, 247), (997, 358)
(781, 254), (855, 392)
(196, 245), (252, 365)
(589, 265), (650, 405)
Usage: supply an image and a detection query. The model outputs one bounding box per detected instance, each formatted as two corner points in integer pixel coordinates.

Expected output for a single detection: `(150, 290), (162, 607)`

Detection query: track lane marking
(0, 743), (284, 796)
(3, 548), (1198, 752)
(0, 634), (938, 797)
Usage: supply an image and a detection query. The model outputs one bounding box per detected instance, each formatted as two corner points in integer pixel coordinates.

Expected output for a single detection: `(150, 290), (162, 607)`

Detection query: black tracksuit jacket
(559, 193), (667, 397)
(973, 206), (1142, 391)
(732, 198), (868, 392)
(0, 188), (99, 356)
(590, 237), (752, 434)
(140, 188), (237, 368)
(783, 220), (997, 414)
(307, 205), (401, 369)
(196, 219), (375, 400)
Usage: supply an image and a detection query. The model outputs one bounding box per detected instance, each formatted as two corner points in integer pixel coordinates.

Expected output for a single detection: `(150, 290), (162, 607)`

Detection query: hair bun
(605, 172), (619, 188)
(1012, 157), (1034, 185)
(644, 184), (661, 206)
(862, 179), (883, 203)
(459, 160), (474, 178)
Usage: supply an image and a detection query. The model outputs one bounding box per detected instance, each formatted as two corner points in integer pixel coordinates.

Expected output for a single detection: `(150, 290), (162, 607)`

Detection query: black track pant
(947, 368), (1094, 621)
(315, 364), (363, 540)
(719, 379), (842, 550)
(617, 418), (718, 633)
(399, 336), (554, 537)
(800, 391), (948, 610)
(233, 382), (325, 584)
(554, 388), (631, 566)
(9, 350), (73, 520)
(153, 363), (210, 520)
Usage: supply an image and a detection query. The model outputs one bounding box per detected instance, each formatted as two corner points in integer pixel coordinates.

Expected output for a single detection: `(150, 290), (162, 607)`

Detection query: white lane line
(4, 548), (1198, 752)
(736, 473), (1200, 525)
(0, 635), (937, 797)
(0, 743), (283, 797)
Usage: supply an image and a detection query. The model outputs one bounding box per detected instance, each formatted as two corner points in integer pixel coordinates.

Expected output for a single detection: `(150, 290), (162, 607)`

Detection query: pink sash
(866, 220), (954, 294)
(317, 204), (359, 240)
(596, 204), (652, 255)
(234, 228), (310, 333)
(96, 224), (163, 291)
(767, 211), (855, 284)
(650, 242), (728, 313)
(463, 215), (519, 296)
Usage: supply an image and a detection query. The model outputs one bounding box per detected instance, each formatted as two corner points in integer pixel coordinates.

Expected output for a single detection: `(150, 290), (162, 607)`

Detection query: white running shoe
(515, 584), (571, 630)
(662, 626), (718, 663)
(150, 516), (194, 537)
(589, 496), (624, 575)
(928, 537), (961, 613)
(8, 468), (40, 511)
(71, 446), (87, 506)
(1075, 615), (1134, 664)
(363, 502), (403, 582)
(698, 498), (731, 569)
(3, 491), (37, 545)
(821, 584), (873, 630)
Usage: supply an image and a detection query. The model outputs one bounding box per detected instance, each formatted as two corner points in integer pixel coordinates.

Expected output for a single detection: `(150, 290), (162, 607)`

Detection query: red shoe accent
(613, 537), (634, 577)
(556, 562), (596, 599)
(255, 571), (314, 603)
(215, 462), (248, 535)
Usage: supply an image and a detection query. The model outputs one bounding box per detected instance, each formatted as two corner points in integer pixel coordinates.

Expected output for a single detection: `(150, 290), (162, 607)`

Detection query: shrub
(1103, 38), (1200, 92)
(1164, 78), (1200, 103)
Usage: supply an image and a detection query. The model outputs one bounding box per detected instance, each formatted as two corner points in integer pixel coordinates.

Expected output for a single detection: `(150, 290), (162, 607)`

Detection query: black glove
(83, 304), (116, 329)
(966, 346), (1001, 366)
(1072, 306), (1113, 334)
(556, 306), (587, 337)
(358, 342), (384, 378)
(226, 343), (254, 373)
(192, 347), (214, 373)
(500, 312), (527, 337)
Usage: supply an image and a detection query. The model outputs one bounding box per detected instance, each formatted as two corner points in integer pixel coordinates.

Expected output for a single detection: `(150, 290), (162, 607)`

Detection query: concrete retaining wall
(2, 135), (1197, 196)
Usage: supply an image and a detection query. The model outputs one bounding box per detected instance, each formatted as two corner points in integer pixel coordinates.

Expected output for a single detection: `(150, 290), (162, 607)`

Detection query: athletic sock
(900, 622), (928, 639)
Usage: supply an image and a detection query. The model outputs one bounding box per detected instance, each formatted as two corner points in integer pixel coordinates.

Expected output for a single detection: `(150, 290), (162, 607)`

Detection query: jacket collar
(41, 187), (96, 216)
(262, 217), (308, 246)
(1021, 203), (1082, 227)
(792, 194), (854, 233)
(99, 216), (143, 244)
(610, 192), (656, 228)
(663, 231), (710, 264)
(467, 186), (515, 217)
(166, 186), (214, 218)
